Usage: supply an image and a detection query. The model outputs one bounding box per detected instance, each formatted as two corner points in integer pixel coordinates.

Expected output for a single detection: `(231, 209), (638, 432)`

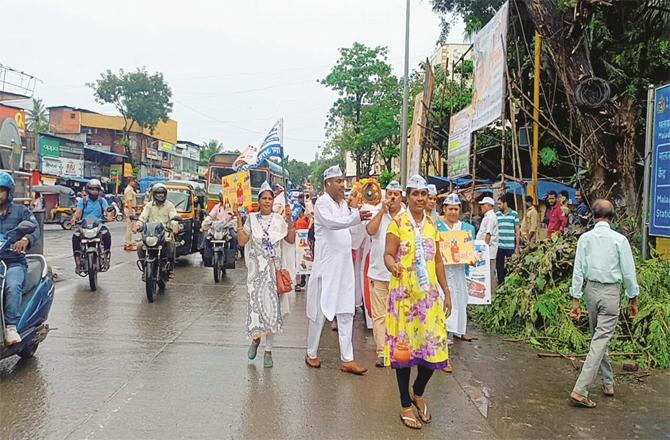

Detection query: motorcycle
(75, 218), (107, 291)
(137, 220), (177, 303)
(111, 202), (124, 222)
(1, 221), (55, 361)
(206, 221), (234, 283)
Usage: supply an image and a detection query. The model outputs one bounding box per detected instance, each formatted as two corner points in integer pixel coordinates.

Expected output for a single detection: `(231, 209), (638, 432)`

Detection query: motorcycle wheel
(213, 252), (222, 283)
(18, 342), (39, 359)
(88, 253), (98, 291)
(61, 219), (73, 230)
(145, 261), (156, 303)
(116, 214), (124, 222)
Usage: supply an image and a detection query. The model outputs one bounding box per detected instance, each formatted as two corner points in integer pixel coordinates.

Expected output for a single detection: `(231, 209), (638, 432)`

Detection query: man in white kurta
(305, 166), (371, 375)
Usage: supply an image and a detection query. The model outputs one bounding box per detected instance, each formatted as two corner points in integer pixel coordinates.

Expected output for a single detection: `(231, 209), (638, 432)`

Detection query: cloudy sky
(2, 0), (464, 162)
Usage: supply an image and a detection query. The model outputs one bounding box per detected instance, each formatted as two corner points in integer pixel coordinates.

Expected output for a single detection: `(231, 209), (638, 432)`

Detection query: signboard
(124, 163), (134, 177)
(447, 105), (473, 178)
(440, 230), (476, 265)
(110, 164), (122, 178)
(159, 141), (174, 153)
(41, 156), (84, 178)
(650, 84), (670, 237)
(471, 1), (509, 132)
(220, 171), (252, 208)
(295, 229), (313, 275)
(40, 136), (61, 158)
(656, 237), (670, 261)
(467, 240), (492, 305)
(0, 104), (26, 135)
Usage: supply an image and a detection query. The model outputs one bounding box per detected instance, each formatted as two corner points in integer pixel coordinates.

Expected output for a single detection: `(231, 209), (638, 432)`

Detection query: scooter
(137, 222), (174, 303)
(75, 218), (107, 291)
(0, 221), (55, 360)
(111, 202), (124, 222)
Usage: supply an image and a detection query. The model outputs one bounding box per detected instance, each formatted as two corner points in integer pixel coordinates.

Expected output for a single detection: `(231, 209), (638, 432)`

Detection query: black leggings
(396, 365), (435, 408)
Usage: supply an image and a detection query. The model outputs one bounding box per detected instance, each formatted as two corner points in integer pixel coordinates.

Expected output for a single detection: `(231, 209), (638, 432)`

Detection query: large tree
(200, 139), (222, 162)
(88, 68), (173, 166)
(26, 98), (48, 134)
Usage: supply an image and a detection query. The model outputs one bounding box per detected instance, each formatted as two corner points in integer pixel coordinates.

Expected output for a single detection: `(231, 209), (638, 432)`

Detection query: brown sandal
(400, 408), (422, 430)
(569, 395), (596, 408)
(410, 392), (432, 424)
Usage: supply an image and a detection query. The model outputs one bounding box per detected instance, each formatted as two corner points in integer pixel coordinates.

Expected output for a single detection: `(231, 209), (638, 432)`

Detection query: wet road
(0, 223), (496, 439)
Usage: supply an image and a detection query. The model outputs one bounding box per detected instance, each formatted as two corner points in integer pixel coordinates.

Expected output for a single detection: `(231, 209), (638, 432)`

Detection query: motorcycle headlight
(145, 236), (159, 247)
(83, 229), (97, 239)
(213, 231), (224, 240)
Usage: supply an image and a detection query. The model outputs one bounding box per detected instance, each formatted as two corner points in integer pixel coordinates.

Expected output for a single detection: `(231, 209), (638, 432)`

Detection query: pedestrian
(426, 184), (438, 220)
(560, 190), (573, 224)
(544, 190), (567, 238)
(436, 193), (476, 362)
(123, 179), (138, 251)
(305, 165), (371, 375)
(495, 194), (520, 286)
(574, 190), (591, 227)
(475, 196), (499, 291)
(293, 209), (311, 292)
(520, 195), (539, 245)
(383, 175), (452, 430)
(236, 181), (296, 368)
(365, 180), (404, 368)
(568, 199), (639, 408)
(31, 191), (44, 211)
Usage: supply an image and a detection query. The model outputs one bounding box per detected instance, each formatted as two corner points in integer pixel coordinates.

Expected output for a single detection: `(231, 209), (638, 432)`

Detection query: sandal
(455, 334), (473, 342)
(410, 392), (432, 424)
(400, 408), (422, 430)
(569, 395), (596, 408)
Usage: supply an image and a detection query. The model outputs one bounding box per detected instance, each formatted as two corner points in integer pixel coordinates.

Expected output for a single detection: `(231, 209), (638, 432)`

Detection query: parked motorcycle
(0, 221), (55, 361)
(75, 218), (107, 291)
(137, 222), (175, 303)
(111, 202), (124, 222)
(206, 221), (233, 283)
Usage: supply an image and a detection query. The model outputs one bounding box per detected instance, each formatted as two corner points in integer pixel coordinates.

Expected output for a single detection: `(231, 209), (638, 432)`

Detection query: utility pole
(531, 32), (541, 203)
(400, 0), (410, 186)
(641, 84), (655, 260)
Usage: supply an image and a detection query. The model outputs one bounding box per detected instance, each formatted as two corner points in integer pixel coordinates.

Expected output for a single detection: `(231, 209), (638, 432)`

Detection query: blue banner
(651, 84), (670, 237)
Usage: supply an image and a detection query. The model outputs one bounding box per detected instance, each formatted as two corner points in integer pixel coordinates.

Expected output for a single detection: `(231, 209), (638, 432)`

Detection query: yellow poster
(440, 230), (476, 265)
(222, 171), (252, 208)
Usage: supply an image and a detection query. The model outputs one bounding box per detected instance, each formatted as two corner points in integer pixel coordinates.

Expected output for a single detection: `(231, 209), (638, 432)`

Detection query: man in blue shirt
(0, 172), (40, 345)
(568, 199), (639, 408)
(70, 179), (114, 274)
(495, 194), (520, 286)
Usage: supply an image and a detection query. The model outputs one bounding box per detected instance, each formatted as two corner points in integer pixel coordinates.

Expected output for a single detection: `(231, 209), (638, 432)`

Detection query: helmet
(0, 172), (16, 203)
(86, 179), (102, 200)
(152, 183), (168, 204)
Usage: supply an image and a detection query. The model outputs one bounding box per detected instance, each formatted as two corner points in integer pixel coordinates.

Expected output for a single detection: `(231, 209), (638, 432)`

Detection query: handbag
(273, 258), (292, 295)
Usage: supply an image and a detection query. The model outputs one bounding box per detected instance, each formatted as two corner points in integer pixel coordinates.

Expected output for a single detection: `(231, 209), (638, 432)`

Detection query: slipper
(400, 411), (422, 430)
(410, 392), (432, 424)
(455, 334), (474, 342)
(569, 395), (596, 408)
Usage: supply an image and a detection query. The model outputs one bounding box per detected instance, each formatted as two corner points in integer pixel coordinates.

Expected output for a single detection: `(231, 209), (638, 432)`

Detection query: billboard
(471, 1), (509, 132)
(447, 105), (473, 178)
(650, 83), (670, 237)
(41, 156), (84, 178)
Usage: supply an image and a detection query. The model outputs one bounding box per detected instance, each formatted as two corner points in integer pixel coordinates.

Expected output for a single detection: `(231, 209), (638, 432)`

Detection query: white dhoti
(446, 265), (469, 336)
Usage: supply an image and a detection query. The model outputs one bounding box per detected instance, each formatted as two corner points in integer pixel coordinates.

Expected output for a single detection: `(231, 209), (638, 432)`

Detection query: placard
(467, 240), (492, 305)
(440, 230), (475, 265)
(295, 229), (313, 275)
(221, 170), (252, 208)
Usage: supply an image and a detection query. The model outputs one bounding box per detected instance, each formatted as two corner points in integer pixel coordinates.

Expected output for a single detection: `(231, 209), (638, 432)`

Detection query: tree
(284, 157), (312, 186)
(88, 68), (173, 165)
(26, 98), (48, 134)
(320, 43), (395, 178)
(200, 139), (222, 162)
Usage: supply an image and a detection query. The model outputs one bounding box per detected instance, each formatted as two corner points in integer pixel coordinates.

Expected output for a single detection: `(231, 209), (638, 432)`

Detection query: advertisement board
(41, 156), (84, 178)
(447, 105), (473, 178)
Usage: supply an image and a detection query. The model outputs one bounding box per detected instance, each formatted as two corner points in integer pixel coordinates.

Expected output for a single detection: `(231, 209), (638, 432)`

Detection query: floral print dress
(384, 212), (449, 369)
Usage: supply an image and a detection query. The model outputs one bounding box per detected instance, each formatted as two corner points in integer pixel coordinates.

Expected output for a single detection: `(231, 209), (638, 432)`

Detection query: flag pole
(279, 118), (288, 189)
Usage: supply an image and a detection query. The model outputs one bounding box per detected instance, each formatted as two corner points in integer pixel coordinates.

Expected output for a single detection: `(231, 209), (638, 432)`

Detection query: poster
(650, 83), (670, 237)
(295, 229), (313, 275)
(440, 230), (476, 265)
(467, 240), (492, 305)
(447, 105), (473, 178)
(471, 1), (509, 132)
(41, 156), (84, 178)
(221, 170), (252, 208)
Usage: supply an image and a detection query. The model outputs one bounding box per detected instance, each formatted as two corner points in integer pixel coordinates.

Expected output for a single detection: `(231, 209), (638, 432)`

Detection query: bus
(206, 153), (289, 211)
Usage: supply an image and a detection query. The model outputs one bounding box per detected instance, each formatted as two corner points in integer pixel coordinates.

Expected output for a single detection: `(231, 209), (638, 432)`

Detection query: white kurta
(306, 193), (361, 321)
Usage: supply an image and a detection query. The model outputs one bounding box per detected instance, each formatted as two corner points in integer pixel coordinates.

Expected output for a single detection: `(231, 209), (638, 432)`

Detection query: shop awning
(84, 147), (127, 165)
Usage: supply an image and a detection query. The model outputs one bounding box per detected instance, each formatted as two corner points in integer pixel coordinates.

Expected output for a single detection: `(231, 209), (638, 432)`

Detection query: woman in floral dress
(383, 175), (452, 430)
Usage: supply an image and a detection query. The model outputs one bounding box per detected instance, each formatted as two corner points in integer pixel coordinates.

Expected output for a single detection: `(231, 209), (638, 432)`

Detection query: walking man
(545, 190), (567, 238)
(123, 179), (138, 251)
(365, 180), (404, 368)
(495, 194), (520, 286)
(305, 165), (371, 375)
(476, 196), (499, 291)
(569, 199), (639, 408)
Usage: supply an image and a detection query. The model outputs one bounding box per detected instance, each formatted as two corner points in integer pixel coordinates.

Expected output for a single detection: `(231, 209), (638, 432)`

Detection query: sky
(1, 0), (464, 162)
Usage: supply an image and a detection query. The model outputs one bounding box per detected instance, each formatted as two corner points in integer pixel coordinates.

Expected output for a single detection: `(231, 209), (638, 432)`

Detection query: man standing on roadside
(520, 196), (539, 245)
(545, 190), (567, 239)
(305, 165), (372, 375)
(568, 199), (639, 408)
(476, 196), (499, 291)
(123, 179), (138, 251)
(365, 180), (404, 368)
(495, 194), (520, 286)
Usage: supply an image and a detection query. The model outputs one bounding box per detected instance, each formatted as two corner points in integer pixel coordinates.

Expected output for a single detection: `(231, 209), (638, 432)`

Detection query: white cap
(478, 196), (495, 206)
(385, 180), (403, 193)
(427, 184), (437, 196)
(323, 165), (343, 181)
(258, 181), (273, 197)
(443, 193), (462, 206)
(406, 175), (428, 191)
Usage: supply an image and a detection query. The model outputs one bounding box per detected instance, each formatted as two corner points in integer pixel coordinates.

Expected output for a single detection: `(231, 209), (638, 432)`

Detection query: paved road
(0, 223), (495, 439)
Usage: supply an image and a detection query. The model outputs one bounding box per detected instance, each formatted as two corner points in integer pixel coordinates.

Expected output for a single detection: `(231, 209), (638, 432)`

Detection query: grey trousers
(573, 281), (619, 396)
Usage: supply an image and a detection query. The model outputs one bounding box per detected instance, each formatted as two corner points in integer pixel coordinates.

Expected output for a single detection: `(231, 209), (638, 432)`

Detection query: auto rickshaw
(32, 185), (77, 230)
(164, 181), (206, 258)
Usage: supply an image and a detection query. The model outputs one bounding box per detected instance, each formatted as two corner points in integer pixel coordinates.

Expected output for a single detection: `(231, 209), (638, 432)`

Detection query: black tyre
(87, 253), (98, 291)
(157, 279), (166, 292)
(145, 261), (156, 303)
(213, 252), (222, 283)
(61, 220), (73, 230)
(18, 342), (38, 359)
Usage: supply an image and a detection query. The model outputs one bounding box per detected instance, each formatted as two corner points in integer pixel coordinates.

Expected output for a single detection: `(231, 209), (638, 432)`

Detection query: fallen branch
(537, 351), (642, 358)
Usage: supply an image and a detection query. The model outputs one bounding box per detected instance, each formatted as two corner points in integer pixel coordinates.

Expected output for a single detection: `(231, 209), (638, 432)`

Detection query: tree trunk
(520, 0), (638, 215)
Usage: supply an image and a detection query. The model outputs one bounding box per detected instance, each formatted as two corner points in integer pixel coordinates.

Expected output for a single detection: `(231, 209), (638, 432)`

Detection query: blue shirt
(570, 222), (639, 299)
(77, 197), (109, 221)
(0, 203), (40, 265)
(496, 209), (520, 250)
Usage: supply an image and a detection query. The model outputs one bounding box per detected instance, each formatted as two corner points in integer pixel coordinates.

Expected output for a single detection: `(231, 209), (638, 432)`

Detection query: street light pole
(641, 84), (655, 260)
(400, 0), (410, 186)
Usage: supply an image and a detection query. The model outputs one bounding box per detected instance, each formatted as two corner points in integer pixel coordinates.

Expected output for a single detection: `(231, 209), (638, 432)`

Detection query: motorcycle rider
(0, 172), (40, 345)
(134, 183), (179, 279)
(203, 190), (238, 259)
(70, 179), (114, 274)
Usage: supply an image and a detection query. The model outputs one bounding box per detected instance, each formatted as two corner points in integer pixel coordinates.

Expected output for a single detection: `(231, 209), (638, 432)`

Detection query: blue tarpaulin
(428, 175), (493, 189)
(139, 176), (168, 193)
(505, 179), (576, 202)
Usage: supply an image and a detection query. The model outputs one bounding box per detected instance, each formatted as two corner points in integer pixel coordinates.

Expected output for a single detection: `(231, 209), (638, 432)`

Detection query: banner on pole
(650, 83), (670, 237)
(447, 105), (473, 178)
(233, 119), (284, 171)
(467, 240), (492, 305)
(471, 1), (509, 132)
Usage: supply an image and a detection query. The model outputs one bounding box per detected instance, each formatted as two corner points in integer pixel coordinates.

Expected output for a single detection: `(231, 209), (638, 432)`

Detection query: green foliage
(471, 233), (670, 369)
(200, 139), (221, 162)
(26, 98), (48, 134)
(378, 170), (397, 188)
(431, 0), (507, 40)
(284, 157), (312, 186)
(539, 147), (558, 167)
